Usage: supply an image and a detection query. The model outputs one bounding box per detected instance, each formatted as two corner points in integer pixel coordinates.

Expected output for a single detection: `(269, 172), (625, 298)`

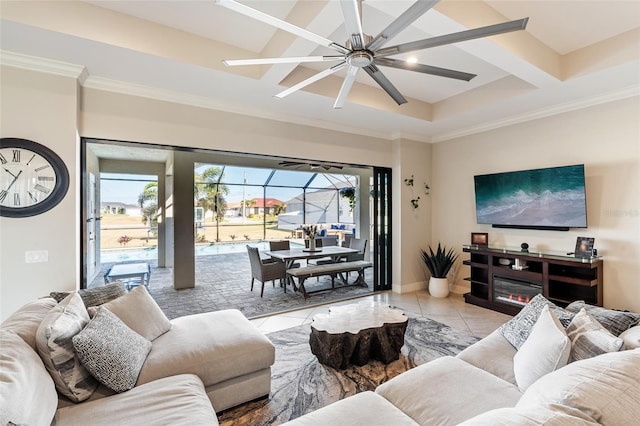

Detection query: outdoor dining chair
(269, 240), (300, 268)
(246, 245), (286, 297)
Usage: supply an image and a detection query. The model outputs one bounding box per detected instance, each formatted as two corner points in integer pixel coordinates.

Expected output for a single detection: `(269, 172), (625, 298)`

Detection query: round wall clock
(0, 138), (69, 218)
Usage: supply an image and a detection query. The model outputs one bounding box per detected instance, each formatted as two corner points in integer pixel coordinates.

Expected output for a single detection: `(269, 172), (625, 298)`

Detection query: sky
(100, 167), (356, 206)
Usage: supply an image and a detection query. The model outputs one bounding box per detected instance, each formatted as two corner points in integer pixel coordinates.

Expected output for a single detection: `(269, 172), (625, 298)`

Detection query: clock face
(0, 138), (69, 217)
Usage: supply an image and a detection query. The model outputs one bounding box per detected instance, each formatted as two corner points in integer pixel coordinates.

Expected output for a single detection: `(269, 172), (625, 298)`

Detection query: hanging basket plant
(340, 187), (356, 211)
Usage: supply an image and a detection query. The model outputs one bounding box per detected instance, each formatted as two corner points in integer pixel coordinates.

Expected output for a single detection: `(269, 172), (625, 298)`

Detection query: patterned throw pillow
(566, 301), (640, 336)
(566, 308), (624, 362)
(72, 308), (152, 393)
(499, 294), (575, 350)
(50, 282), (127, 307)
(35, 293), (99, 402)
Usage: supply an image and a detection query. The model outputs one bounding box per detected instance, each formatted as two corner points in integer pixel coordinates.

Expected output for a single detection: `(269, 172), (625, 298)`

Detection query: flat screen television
(473, 164), (587, 231)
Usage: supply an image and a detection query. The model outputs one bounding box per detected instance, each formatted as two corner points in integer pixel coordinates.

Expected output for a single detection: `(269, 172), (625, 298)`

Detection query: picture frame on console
(471, 232), (489, 246)
(575, 237), (595, 257)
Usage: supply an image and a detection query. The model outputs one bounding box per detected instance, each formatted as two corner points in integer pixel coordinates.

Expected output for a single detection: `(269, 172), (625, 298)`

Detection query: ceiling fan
(278, 161), (343, 171)
(216, 0), (528, 109)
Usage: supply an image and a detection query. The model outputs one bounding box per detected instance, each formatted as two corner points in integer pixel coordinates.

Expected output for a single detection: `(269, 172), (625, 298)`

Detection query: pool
(101, 241), (304, 263)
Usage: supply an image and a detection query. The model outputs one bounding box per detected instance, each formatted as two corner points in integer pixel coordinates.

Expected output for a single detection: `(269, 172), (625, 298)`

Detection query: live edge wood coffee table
(309, 301), (408, 369)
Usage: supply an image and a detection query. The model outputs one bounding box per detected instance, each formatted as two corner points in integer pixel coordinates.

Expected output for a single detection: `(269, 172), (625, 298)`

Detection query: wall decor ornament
(424, 183), (430, 194)
(411, 197), (420, 209)
(404, 175), (414, 186)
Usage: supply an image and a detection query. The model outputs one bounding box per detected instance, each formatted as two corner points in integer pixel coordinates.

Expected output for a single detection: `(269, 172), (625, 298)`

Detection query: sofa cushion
(87, 285), (171, 341)
(137, 309), (275, 388)
(54, 374), (218, 426)
(456, 329), (517, 385)
(565, 301), (640, 336)
(458, 405), (600, 425)
(0, 331), (58, 426)
(283, 391), (419, 426)
(499, 294), (574, 350)
(51, 282), (127, 307)
(73, 308), (151, 392)
(517, 348), (640, 425)
(376, 356), (522, 425)
(35, 292), (99, 402)
(0, 297), (57, 349)
(513, 305), (571, 391)
(566, 308), (623, 362)
(619, 325), (640, 349)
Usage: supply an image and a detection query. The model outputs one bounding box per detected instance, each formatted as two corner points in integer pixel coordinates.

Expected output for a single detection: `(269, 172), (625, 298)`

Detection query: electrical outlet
(25, 250), (48, 263)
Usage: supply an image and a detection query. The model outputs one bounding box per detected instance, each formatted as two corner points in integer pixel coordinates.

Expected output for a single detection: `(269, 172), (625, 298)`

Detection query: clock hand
(5, 170), (22, 192)
(3, 168), (17, 179)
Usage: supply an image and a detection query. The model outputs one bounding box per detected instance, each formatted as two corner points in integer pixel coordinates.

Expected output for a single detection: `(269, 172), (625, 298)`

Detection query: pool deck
(92, 251), (374, 319)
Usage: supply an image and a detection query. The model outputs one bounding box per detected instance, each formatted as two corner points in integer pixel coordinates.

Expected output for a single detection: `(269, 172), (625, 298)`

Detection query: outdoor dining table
(264, 246), (358, 292)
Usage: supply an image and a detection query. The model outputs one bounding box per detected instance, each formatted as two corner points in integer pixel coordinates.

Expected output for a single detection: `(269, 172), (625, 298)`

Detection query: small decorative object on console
(574, 237), (595, 257)
(521, 242), (529, 252)
(471, 232), (489, 246)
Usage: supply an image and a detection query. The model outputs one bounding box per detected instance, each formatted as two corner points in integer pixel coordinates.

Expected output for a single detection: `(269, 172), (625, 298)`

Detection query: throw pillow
(35, 293), (99, 402)
(517, 348), (640, 425)
(72, 308), (152, 393)
(50, 282), (127, 307)
(0, 331), (59, 426)
(619, 326), (640, 350)
(566, 308), (623, 362)
(499, 294), (574, 349)
(565, 301), (640, 336)
(86, 286), (171, 341)
(513, 305), (571, 391)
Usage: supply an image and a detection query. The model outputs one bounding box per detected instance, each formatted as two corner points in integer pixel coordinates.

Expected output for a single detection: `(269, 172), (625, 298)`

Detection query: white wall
(392, 139), (433, 293)
(432, 96), (640, 312)
(0, 66), (79, 319)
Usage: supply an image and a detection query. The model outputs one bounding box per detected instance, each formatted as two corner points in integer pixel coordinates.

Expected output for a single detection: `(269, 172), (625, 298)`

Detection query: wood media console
(462, 245), (603, 316)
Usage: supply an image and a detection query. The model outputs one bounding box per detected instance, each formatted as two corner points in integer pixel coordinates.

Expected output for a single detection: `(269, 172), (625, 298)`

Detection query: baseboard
(393, 280), (427, 294)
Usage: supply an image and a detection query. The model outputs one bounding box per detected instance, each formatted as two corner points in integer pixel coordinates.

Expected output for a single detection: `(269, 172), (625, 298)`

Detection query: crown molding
(431, 85), (640, 143)
(0, 50), (87, 82)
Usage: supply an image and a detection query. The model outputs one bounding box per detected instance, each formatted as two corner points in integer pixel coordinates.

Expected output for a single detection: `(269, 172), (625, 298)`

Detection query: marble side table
(309, 301), (408, 369)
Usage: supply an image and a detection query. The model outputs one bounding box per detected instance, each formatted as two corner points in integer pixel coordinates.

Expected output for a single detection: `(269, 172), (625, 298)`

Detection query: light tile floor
(250, 290), (512, 338)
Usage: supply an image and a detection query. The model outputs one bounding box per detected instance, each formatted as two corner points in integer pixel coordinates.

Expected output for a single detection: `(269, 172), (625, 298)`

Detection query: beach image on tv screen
(474, 165), (587, 227)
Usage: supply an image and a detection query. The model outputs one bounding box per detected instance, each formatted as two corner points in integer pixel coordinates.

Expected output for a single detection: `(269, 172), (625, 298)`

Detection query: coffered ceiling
(1, 1), (639, 142)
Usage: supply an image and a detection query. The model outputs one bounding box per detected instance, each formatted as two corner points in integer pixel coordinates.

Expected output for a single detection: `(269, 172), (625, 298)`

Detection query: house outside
(225, 198), (284, 217)
(101, 202), (141, 217)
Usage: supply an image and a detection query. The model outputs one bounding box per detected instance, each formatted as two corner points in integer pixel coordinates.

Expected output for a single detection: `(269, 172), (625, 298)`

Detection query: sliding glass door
(372, 167), (392, 291)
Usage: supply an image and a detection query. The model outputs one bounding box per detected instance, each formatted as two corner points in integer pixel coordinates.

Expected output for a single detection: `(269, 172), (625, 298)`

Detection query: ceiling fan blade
(223, 56), (345, 67)
(333, 66), (359, 109)
(363, 64), (407, 105)
(375, 57), (476, 81)
(340, 0), (365, 49)
(215, 0), (350, 54)
(375, 18), (529, 57)
(275, 62), (347, 99)
(367, 0), (439, 51)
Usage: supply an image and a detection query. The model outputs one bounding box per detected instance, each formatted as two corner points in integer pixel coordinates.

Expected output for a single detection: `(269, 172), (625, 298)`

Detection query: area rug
(218, 315), (479, 425)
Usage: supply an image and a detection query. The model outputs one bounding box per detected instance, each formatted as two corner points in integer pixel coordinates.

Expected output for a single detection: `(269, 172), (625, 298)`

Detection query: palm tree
(195, 167), (229, 242)
(138, 182), (158, 235)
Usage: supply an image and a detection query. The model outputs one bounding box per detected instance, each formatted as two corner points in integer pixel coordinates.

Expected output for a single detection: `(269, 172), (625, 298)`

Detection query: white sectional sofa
(0, 283), (275, 425)
(285, 297), (640, 425)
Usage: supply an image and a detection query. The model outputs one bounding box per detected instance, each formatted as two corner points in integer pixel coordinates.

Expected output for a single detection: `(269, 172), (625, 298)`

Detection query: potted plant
(420, 243), (458, 298)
